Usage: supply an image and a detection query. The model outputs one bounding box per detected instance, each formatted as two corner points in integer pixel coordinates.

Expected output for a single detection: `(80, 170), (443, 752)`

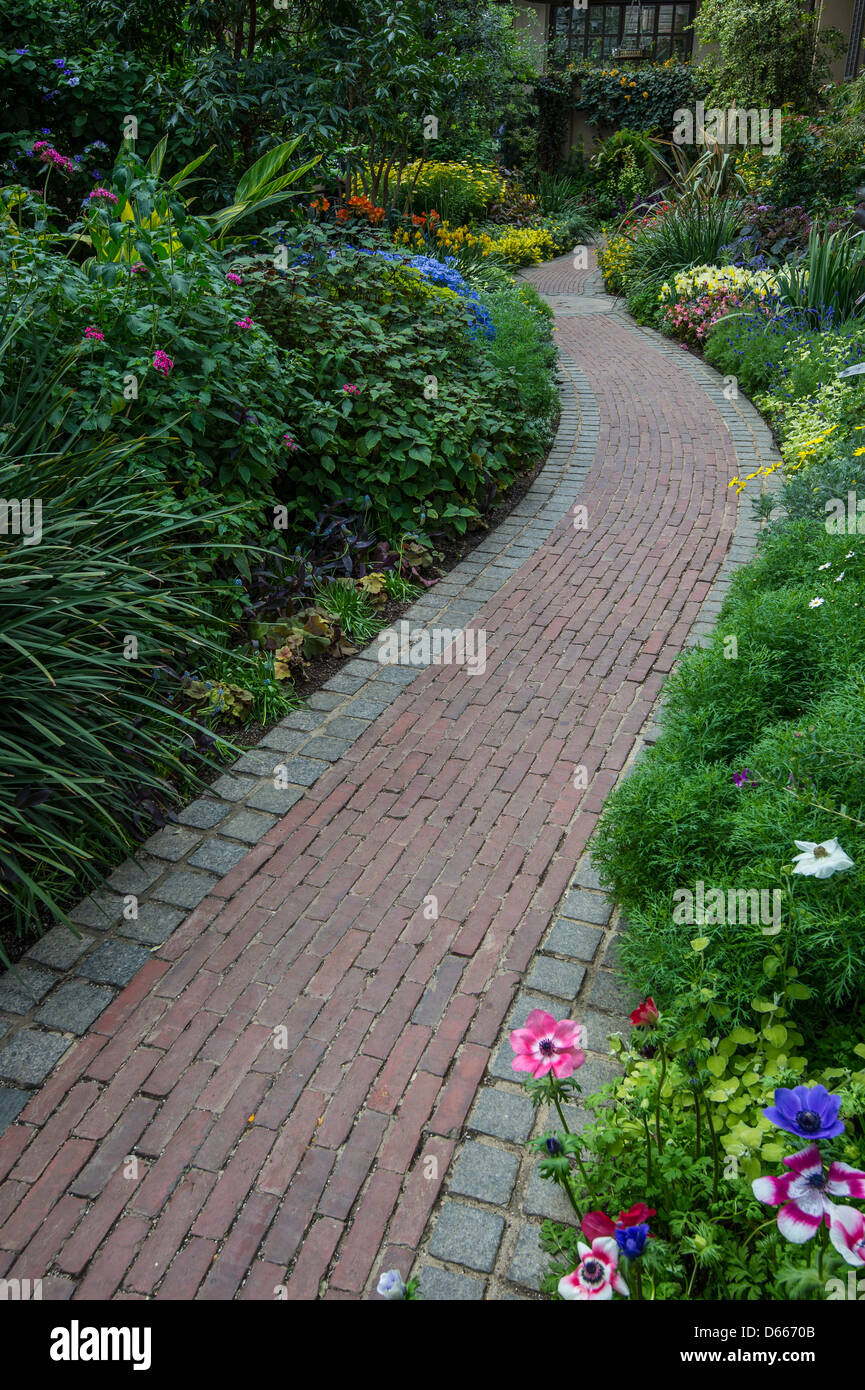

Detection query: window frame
(548, 2), (696, 64)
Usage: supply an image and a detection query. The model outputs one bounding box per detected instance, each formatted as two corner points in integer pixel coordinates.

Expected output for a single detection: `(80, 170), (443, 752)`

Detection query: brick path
(0, 252), (776, 1300)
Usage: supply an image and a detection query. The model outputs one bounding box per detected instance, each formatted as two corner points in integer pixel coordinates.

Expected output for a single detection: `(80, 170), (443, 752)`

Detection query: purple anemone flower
(733, 768), (753, 788)
(763, 1084), (844, 1140)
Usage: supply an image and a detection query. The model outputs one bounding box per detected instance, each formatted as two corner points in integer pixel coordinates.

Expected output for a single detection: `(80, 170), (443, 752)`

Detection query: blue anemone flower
(615, 1224), (650, 1259)
(763, 1084), (844, 1140)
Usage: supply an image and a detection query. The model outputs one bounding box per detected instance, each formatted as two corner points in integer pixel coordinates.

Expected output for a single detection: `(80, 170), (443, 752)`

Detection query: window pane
(672, 32), (691, 57)
(553, 5), (571, 37)
(656, 36), (673, 60)
(605, 5), (621, 34)
(588, 9), (604, 37)
(674, 3), (691, 29)
(657, 4), (674, 33)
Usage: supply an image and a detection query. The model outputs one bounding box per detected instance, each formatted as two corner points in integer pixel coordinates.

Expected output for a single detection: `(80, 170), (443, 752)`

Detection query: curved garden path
(0, 251), (779, 1300)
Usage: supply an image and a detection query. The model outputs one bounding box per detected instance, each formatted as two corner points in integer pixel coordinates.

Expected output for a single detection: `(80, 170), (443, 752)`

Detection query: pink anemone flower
(558, 1237), (629, 1301)
(752, 1144), (865, 1243)
(830, 1205), (865, 1266)
(510, 1008), (584, 1080)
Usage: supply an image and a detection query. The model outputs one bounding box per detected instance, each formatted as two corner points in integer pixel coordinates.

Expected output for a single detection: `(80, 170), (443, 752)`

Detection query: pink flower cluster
(235, 316), (254, 330)
(33, 141), (74, 175)
(226, 272), (243, 286)
(83, 326), (104, 342)
(88, 188), (118, 205)
(342, 383), (361, 396)
(282, 434), (299, 451)
(153, 350), (174, 377)
(662, 289), (745, 348)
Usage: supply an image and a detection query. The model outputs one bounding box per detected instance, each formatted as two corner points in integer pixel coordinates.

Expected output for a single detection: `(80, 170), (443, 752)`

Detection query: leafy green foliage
(773, 227), (865, 324)
(592, 521), (865, 1022)
(573, 60), (708, 138)
(245, 231), (551, 540)
(627, 198), (746, 290)
(533, 952), (865, 1298)
(0, 372), (239, 948)
(693, 0), (845, 112)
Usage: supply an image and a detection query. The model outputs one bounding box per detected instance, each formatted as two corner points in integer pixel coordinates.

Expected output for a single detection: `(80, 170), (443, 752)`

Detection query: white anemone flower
(792, 840), (855, 879)
(377, 1269), (407, 1300)
(809, 597), (825, 609)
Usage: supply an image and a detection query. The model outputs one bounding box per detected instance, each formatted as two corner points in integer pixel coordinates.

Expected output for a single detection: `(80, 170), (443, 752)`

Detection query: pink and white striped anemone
(830, 1205), (865, 1265)
(558, 1237), (629, 1301)
(752, 1144), (865, 1242)
(510, 1009), (585, 1080)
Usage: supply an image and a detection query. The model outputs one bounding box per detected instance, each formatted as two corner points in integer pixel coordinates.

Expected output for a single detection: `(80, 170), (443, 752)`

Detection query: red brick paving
(0, 252), (738, 1298)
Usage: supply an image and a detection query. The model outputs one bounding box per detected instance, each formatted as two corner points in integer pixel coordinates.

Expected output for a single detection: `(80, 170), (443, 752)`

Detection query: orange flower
(335, 208), (350, 222)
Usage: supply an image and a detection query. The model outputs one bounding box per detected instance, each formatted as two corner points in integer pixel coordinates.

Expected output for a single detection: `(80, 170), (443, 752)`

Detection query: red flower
(618, 1202), (656, 1228)
(583, 1204), (656, 1241)
(629, 997), (659, 1027)
(582, 1211), (616, 1241)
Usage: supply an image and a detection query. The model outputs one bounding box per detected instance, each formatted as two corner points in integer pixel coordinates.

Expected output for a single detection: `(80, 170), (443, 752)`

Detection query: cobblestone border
(0, 350), (600, 1133)
(409, 269), (785, 1300)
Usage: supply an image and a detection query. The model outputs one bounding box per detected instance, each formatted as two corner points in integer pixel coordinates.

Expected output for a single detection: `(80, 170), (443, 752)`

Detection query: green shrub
(773, 228), (865, 324)
(396, 160), (505, 224)
(0, 398), (239, 948)
(592, 521), (865, 1023)
(627, 198), (746, 291)
(0, 35), (156, 167)
(626, 282), (665, 327)
(693, 0), (844, 111)
(481, 280), (558, 443)
(247, 235), (548, 540)
(571, 60), (708, 137)
(703, 311), (799, 398)
(1, 176), (306, 549)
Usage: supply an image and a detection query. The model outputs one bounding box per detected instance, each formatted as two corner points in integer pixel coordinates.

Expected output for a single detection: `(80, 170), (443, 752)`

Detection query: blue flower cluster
(51, 56), (79, 87)
(404, 254), (496, 342)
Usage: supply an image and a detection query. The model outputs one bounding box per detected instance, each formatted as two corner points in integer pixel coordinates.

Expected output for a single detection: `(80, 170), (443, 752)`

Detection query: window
(549, 2), (696, 63)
